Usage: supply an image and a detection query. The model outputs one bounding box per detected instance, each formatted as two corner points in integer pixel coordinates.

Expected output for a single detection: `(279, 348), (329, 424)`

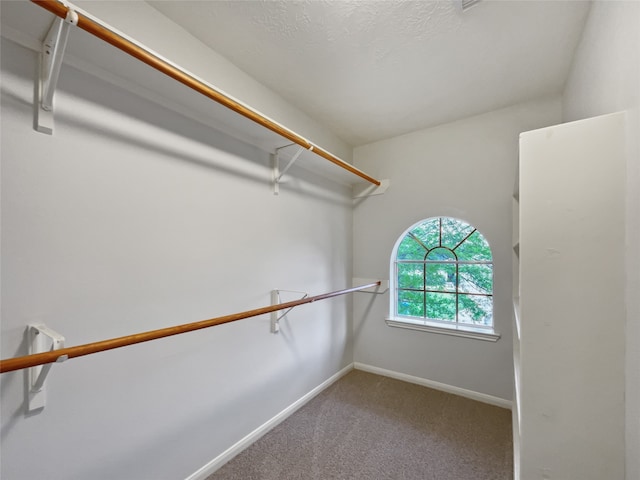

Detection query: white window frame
(386, 217), (500, 342)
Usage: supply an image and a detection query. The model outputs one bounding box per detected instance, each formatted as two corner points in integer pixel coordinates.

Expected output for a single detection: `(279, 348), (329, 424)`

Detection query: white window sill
(385, 317), (501, 342)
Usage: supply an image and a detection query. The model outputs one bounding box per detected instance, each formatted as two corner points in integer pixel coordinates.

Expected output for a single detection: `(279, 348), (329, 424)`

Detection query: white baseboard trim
(185, 363), (354, 480)
(353, 362), (512, 410)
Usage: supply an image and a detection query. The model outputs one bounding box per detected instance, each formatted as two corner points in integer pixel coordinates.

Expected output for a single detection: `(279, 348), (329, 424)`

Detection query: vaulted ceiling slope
(147, 0), (591, 146)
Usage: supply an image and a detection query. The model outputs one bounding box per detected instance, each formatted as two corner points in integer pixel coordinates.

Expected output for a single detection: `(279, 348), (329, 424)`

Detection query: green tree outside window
(395, 217), (493, 327)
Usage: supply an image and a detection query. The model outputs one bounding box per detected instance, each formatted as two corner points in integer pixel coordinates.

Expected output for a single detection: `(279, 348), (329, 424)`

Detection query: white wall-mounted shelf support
(270, 289), (308, 333)
(352, 278), (389, 294)
(272, 144), (306, 195)
(28, 324), (66, 412)
(35, 8), (78, 135)
(353, 179), (391, 199)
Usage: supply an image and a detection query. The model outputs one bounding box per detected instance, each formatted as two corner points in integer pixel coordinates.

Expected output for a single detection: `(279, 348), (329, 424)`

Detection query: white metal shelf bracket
(353, 179), (390, 199)
(28, 324), (66, 412)
(35, 7), (78, 135)
(273, 144), (306, 195)
(270, 289), (308, 333)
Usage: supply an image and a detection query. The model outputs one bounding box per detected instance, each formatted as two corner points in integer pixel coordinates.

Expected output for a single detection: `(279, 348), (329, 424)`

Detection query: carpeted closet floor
(207, 370), (513, 479)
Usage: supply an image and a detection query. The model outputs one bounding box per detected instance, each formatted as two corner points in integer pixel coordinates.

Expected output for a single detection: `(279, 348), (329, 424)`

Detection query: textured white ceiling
(147, 0), (590, 146)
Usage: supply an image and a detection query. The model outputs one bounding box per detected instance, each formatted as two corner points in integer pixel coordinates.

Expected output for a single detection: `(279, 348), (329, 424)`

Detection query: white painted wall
(0, 33), (354, 480)
(562, 2), (640, 478)
(352, 97), (561, 401)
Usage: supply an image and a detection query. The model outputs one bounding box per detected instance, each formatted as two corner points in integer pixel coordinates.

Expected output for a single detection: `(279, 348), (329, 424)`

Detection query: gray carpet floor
(207, 369), (513, 479)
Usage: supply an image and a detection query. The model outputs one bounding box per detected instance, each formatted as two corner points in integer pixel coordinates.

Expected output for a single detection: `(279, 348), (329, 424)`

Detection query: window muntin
(393, 217), (493, 329)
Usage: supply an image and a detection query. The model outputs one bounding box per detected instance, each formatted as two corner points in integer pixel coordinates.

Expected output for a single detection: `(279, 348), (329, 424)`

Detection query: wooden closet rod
(0, 282), (380, 374)
(31, 0), (381, 187)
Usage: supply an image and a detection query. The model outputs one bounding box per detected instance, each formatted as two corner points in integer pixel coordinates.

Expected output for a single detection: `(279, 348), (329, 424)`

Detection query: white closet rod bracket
(352, 278), (389, 294)
(273, 144), (307, 195)
(28, 324), (66, 412)
(353, 179), (391, 199)
(36, 7), (78, 135)
(270, 289), (308, 333)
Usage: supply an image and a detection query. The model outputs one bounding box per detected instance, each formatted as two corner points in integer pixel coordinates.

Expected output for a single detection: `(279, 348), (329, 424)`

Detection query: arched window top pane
(426, 247), (455, 261)
(408, 218), (440, 250)
(455, 230), (492, 261)
(441, 217), (474, 249)
(397, 235), (425, 260)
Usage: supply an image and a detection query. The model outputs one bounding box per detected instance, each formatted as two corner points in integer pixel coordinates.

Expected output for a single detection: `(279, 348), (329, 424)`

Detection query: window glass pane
(458, 294), (493, 325)
(409, 218), (440, 250)
(425, 292), (456, 321)
(425, 263), (456, 292)
(426, 247), (455, 261)
(398, 290), (424, 317)
(458, 264), (492, 295)
(397, 263), (423, 289)
(441, 217), (474, 249)
(455, 230), (492, 261)
(397, 236), (426, 260)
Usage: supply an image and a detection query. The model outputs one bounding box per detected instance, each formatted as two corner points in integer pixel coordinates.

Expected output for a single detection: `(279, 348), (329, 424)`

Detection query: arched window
(388, 217), (498, 340)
